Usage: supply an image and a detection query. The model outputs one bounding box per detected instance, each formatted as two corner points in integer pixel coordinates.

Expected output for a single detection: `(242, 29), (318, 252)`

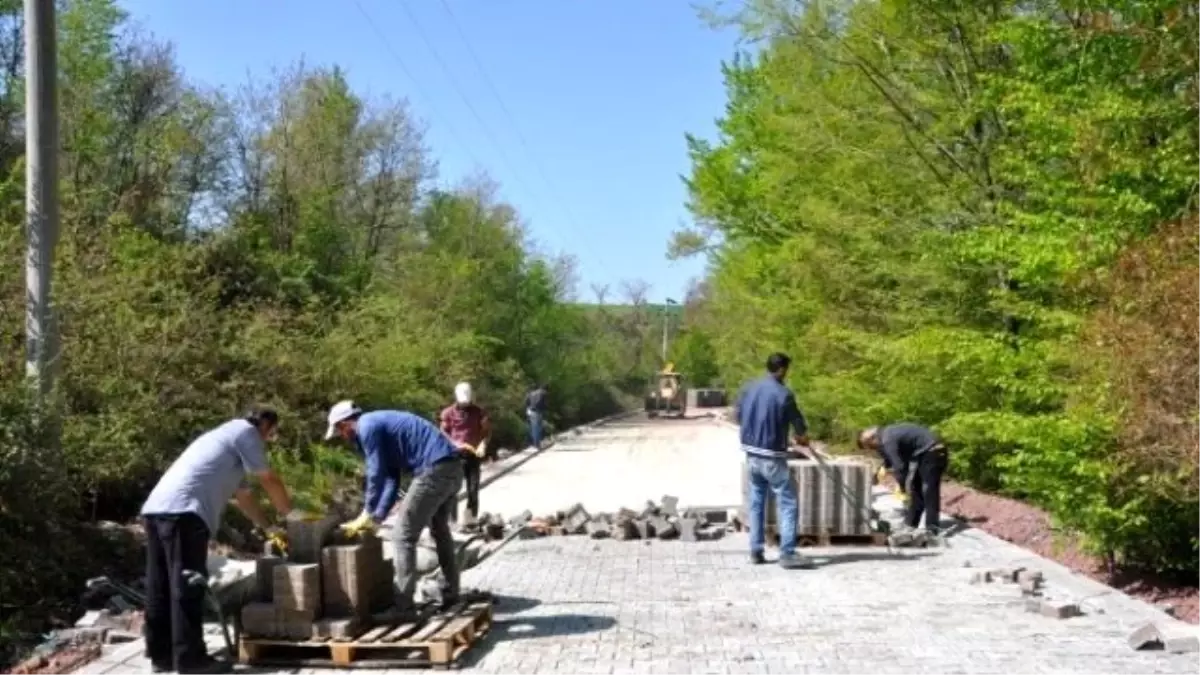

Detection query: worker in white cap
(439, 382), (492, 529)
(324, 400), (463, 617)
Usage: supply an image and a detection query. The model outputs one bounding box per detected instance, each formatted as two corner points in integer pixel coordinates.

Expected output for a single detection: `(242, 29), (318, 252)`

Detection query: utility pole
(25, 0), (60, 402)
(661, 298), (677, 364)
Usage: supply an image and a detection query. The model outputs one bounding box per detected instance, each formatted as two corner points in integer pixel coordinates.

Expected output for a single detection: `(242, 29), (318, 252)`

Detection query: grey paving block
(1039, 600), (1082, 619)
(678, 518), (699, 542)
(274, 563), (321, 614)
(652, 516), (678, 540)
(321, 540), (382, 617)
(632, 518), (652, 539)
(586, 520), (611, 539)
(241, 602), (278, 638)
(1128, 622), (1162, 650)
(255, 556), (284, 602)
(312, 616), (364, 641)
(562, 503), (591, 535)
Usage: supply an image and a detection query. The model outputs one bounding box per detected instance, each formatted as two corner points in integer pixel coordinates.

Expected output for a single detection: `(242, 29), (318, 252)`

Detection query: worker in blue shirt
(325, 401), (464, 617)
(734, 352), (812, 569)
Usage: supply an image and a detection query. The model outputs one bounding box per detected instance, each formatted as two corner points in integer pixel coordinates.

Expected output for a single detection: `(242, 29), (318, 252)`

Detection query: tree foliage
(679, 0), (1197, 574)
(0, 0), (662, 651)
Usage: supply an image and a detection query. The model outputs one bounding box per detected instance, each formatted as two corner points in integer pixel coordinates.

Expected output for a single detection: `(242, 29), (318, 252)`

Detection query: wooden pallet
(743, 524), (888, 548)
(797, 531), (888, 547)
(238, 601), (492, 669)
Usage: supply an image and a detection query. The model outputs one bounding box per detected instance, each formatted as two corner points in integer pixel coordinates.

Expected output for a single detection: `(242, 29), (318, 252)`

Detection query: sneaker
(918, 530), (945, 547)
(888, 525), (919, 547)
(749, 551), (766, 565)
(374, 605), (422, 624)
(778, 553), (815, 570)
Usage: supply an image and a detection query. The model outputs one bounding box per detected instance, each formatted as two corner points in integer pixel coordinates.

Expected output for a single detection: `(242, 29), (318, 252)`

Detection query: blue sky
(118, 0), (740, 303)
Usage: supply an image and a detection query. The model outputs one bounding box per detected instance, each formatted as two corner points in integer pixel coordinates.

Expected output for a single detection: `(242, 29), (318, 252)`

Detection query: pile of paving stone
(968, 563), (1199, 654)
(464, 495), (735, 542)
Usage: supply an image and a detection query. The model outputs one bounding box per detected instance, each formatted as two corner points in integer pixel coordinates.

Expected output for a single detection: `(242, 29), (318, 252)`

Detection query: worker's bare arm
(254, 468), (293, 518)
(233, 487), (272, 530)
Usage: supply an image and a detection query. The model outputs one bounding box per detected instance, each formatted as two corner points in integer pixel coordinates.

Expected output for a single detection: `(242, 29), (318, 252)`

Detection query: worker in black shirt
(857, 424), (948, 540)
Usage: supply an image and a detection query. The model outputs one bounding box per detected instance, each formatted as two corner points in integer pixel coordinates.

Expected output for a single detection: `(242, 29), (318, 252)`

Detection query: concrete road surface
(80, 413), (1197, 674)
(477, 414), (743, 518)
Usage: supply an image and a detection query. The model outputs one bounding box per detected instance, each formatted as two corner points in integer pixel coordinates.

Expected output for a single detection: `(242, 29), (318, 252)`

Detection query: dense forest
(0, 0), (671, 651)
(671, 0), (1197, 575)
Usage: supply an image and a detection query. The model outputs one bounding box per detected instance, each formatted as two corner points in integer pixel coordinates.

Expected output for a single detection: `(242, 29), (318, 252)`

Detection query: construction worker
(140, 407), (295, 674)
(524, 383), (548, 449)
(440, 382), (492, 528)
(325, 401), (463, 618)
(857, 423), (949, 541)
(734, 352), (812, 569)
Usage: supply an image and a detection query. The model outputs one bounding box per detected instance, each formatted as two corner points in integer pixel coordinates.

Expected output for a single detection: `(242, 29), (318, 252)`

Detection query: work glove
(894, 489), (910, 505)
(874, 467), (888, 484)
(257, 525), (289, 555)
(339, 511), (376, 537)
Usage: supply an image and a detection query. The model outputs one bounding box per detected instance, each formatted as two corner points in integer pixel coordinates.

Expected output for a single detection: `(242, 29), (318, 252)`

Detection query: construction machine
(644, 362), (687, 418)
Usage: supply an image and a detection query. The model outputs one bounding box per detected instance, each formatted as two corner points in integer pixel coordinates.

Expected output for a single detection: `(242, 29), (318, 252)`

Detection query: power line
(434, 0), (592, 242)
(351, 0), (484, 172)
(393, 2), (570, 250)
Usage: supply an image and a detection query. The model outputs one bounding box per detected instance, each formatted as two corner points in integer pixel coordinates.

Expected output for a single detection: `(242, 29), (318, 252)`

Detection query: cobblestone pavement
(79, 414), (1196, 674)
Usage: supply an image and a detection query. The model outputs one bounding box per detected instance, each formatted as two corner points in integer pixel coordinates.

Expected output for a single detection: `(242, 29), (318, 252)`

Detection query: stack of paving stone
(241, 519), (390, 641)
(738, 457), (876, 538)
(466, 497), (735, 543)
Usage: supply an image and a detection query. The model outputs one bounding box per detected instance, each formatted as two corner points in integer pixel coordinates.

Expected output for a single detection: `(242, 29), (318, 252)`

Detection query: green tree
(678, 0), (1198, 574)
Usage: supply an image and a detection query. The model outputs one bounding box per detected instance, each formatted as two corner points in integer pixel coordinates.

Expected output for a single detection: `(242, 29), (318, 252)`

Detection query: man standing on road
(857, 423), (948, 543)
(524, 383), (548, 450)
(325, 401), (464, 617)
(734, 353), (812, 569)
(140, 408), (296, 674)
(440, 382), (492, 529)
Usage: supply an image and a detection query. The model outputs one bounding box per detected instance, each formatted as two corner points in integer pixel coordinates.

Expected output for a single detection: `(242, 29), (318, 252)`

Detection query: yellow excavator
(644, 362), (687, 418)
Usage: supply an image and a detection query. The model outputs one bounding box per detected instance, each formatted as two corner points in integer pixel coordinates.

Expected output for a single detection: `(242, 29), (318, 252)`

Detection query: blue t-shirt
(356, 410), (457, 522)
(735, 375), (808, 459)
(141, 419), (269, 534)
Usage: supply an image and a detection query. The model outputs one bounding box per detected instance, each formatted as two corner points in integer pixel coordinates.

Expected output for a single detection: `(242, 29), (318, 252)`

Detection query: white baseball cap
(454, 382), (473, 404)
(324, 400), (362, 440)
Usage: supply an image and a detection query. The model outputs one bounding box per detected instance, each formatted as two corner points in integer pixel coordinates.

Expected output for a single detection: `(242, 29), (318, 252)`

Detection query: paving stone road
(80, 414), (1197, 674)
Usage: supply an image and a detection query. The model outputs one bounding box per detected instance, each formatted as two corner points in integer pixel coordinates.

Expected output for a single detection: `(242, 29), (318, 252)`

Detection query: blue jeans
(527, 410), (543, 449)
(747, 456), (798, 556)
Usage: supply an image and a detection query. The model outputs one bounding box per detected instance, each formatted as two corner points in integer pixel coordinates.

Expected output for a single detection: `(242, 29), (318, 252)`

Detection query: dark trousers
(143, 513), (211, 668)
(463, 455), (481, 520)
(394, 458), (464, 610)
(906, 447), (948, 532)
(447, 454), (482, 524)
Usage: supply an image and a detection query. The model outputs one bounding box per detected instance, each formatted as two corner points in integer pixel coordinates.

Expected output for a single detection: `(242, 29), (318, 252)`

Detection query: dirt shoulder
(942, 481), (1198, 623)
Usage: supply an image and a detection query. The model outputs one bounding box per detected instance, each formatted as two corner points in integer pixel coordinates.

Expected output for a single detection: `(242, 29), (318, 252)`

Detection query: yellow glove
(339, 511), (376, 537)
(267, 529), (289, 555)
(894, 489), (910, 505)
(875, 467), (888, 484)
(257, 525), (288, 555)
